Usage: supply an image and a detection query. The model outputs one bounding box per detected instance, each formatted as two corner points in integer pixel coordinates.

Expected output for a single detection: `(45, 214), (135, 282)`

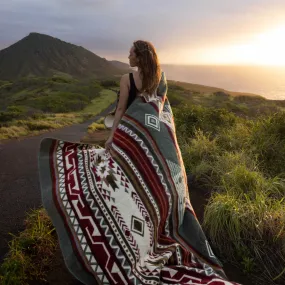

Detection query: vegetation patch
(0, 77), (117, 141)
(0, 114), (84, 140)
(80, 89), (117, 115)
(174, 102), (285, 285)
(0, 209), (56, 285)
(87, 122), (106, 133)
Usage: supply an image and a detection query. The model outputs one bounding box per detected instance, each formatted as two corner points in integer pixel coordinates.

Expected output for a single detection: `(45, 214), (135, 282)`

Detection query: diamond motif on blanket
(131, 215), (145, 237)
(145, 114), (160, 131)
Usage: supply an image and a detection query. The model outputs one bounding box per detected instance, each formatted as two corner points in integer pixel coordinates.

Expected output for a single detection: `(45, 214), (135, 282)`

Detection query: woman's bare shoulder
(120, 73), (130, 82)
(120, 73), (131, 90)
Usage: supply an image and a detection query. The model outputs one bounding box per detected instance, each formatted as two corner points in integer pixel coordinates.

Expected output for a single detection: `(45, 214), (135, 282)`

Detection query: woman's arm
(105, 74), (129, 150)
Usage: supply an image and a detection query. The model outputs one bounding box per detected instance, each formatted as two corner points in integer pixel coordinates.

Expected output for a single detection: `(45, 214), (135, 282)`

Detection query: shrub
(233, 95), (266, 104)
(174, 105), (237, 138)
(25, 120), (60, 131)
(250, 112), (285, 177)
(181, 129), (219, 180)
(27, 92), (89, 113)
(49, 75), (75, 84)
(217, 122), (252, 151)
(0, 82), (13, 91)
(87, 122), (105, 133)
(0, 80), (10, 86)
(100, 80), (119, 88)
(223, 102), (250, 116)
(0, 106), (28, 123)
(205, 151), (259, 191)
(168, 84), (185, 91)
(0, 125), (28, 139)
(213, 91), (230, 99)
(0, 209), (56, 285)
(168, 93), (186, 107)
(204, 191), (285, 282)
(96, 117), (105, 124)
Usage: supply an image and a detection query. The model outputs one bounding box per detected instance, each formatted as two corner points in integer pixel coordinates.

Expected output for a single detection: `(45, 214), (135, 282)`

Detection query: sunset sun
(237, 25), (285, 65)
(189, 24), (285, 66)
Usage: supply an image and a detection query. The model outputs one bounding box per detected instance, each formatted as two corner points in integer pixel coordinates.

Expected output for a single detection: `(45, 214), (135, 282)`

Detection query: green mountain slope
(0, 33), (124, 80)
(110, 60), (130, 70)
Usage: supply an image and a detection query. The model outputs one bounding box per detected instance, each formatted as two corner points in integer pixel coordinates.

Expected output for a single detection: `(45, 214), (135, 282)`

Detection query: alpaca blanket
(38, 72), (240, 285)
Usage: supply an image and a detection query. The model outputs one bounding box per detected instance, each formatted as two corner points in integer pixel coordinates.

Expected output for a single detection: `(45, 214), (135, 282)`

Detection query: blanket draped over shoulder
(38, 72), (240, 285)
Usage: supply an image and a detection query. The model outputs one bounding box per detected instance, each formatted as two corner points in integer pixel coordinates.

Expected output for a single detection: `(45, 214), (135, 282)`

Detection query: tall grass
(0, 209), (56, 285)
(175, 105), (285, 284)
(250, 112), (285, 177)
(87, 122), (106, 133)
(0, 115), (84, 140)
(204, 191), (285, 282)
(181, 130), (219, 181)
(0, 89), (117, 141)
(80, 89), (117, 115)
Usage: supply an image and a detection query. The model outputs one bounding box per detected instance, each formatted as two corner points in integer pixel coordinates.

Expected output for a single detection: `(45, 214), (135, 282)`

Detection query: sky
(1, 0), (285, 65)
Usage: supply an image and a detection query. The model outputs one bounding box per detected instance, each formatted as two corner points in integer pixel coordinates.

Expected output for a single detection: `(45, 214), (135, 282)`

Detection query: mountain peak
(26, 32), (53, 39)
(28, 32), (43, 36)
(0, 33), (128, 80)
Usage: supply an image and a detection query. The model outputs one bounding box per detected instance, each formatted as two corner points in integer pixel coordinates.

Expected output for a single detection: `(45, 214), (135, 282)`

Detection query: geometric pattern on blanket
(38, 72), (241, 285)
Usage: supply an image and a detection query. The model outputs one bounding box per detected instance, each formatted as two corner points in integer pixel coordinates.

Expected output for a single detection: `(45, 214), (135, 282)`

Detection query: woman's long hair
(133, 40), (161, 95)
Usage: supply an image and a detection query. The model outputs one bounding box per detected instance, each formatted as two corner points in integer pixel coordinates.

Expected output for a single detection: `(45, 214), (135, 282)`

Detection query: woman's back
(131, 70), (143, 91)
(127, 72), (139, 109)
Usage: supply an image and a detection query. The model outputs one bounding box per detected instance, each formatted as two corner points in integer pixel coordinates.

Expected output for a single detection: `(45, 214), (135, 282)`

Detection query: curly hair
(133, 40), (161, 95)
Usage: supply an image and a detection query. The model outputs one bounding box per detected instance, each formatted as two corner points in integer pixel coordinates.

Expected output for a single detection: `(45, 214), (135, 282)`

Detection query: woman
(39, 40), (240, 285)
(105, 40), (162, 152)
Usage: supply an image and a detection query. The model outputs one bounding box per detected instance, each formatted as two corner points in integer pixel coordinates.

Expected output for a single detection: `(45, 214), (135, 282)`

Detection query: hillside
(168, 79), (262, 97)
(0, 33), (125, 80)
(167, 80), (285, 117)
(110, 60), (130, 70)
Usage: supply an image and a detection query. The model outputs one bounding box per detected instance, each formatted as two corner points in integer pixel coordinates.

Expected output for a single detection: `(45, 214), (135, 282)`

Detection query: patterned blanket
(38, 72), (240, 285)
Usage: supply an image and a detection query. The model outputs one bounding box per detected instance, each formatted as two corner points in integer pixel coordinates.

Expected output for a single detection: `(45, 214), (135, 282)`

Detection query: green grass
(80, 89), (117, 114)
(0, 126), (30, 140)
(96, 117), (105, 124)
(168, 82), (285, 119)
(0, 89), (117, 141)
(0, 115), (85, 140)
(174, 104), (285, 284)
(87, 122), (106, 133)
(0, 209), (56, 285)
(204, 190), (285, 281)
(0, 76), (103, 111)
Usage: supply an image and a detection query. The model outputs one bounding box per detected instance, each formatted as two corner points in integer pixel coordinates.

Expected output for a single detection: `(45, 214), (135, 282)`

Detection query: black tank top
(127, 73), (138, 109)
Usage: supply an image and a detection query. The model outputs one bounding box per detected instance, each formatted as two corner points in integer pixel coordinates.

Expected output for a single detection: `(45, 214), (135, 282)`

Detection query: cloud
(1, 0), (285, 63)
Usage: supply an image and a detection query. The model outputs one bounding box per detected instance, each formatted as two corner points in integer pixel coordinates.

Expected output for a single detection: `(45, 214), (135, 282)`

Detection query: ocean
(161, 65), (285, 100)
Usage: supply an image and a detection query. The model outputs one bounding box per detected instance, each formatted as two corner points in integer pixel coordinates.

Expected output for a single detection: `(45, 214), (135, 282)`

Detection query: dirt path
(0, 103), (116, 263)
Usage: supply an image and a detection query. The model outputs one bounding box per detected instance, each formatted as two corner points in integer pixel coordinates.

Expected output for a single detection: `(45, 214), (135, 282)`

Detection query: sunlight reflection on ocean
(161, 65), (285, 100)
